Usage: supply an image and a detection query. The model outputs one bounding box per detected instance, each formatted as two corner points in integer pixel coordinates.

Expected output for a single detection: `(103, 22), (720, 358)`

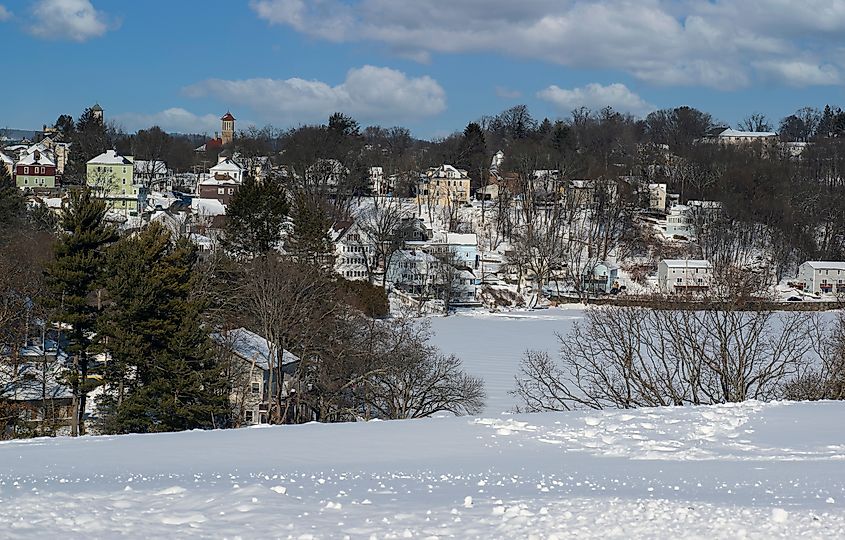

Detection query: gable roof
(211, 327), (299, 370)
(661, 259), (712, 269)
(88, 149), (133, 165)
(802, 261), (845, 271)
(18, 151), (56, 167)
(221, 112), (236, 121)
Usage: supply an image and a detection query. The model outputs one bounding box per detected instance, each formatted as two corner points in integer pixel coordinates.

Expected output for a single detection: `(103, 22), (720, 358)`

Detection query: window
(23, 167), (28, 174)
(676, 278), (682, 283)
(245, 410), (254, 423)
(251, 382), (260, 395)
(218, 188), (225, 195)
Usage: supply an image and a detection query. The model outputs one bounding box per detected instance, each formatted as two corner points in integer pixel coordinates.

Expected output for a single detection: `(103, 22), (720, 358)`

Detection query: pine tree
(45, 188), (117, 435)
(98, 223), (229, 433)
(224, 174), (289, 258)
(285, 192), (334, 268)
(0, 165), (24, 239)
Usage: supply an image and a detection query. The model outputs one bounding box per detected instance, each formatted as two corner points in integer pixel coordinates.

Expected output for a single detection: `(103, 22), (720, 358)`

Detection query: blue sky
(1, 0), (845, 139)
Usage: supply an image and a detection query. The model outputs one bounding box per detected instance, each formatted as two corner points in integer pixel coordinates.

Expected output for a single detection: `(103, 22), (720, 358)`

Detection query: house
(422, 231), (479, 270)
(209, 157), (244, 184)
(417, 164), (471, 206)
(582, 262), (621, 294)
(332, 220), (375, 281)
(658, 259), (713, 293)
(451, 268), (482, 305)
(15, 150), (57, 190)
(212, 327), (299, 426)
(665, 204), (691, 238)
(133, 160), (169, 187)
(197, 175), (240, 205)
(475, 183), (499, 201)
(386, 249), (441, 295)
(1, 342), (75, 433)
(797, 261), (845, 295)
(705, 128), (778, 145)
(369, 167), (387, 195)
(87, 149), (139, 216)
(648, 183), (667, 212)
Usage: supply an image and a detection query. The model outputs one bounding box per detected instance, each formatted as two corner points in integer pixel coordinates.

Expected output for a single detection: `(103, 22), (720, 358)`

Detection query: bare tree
(513, 304), (817, 411)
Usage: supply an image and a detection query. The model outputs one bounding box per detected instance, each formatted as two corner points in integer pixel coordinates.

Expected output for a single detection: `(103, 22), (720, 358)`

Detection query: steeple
(221, 111), (235, 146)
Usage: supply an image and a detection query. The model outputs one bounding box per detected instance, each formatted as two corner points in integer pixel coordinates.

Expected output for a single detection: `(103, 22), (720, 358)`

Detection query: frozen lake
(428, 306), (586, 415)
(429, 306), (842, 416)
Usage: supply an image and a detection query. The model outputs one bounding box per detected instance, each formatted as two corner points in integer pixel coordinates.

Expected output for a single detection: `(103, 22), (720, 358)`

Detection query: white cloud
(753, 60), (840, 86)
(250, 0), (845, 89)
(113, 108), (222, 135)
(495, 86), (522, 99)
(0, 5), (12, 21)
(538, 83), (654, 116)
(28, 0), (117, 42)
(183, 65), (446, 124)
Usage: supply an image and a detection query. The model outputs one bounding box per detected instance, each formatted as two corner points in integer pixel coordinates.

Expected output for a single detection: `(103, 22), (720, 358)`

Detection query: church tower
(221, 111), (235, 146)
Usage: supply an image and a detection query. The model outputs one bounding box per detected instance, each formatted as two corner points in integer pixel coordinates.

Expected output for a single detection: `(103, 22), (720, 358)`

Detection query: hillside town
(2, 99), (845, 439)
(3, 106), (844, 309)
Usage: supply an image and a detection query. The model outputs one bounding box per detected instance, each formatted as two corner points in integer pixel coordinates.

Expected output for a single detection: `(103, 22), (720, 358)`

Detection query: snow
(429, 307), (586, 414)
(87, 149), (132, 165)
(1, 401), (844, 538)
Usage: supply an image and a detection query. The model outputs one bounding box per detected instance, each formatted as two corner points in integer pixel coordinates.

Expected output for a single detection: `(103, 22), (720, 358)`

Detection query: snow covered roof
(802, 261), (845, 270)
(661, 259), (712, 269)
(191, 197), (227, 216)
(717, 129), (777, 138)
(210, 159), (243, 173)
(435, 232), (477, 246)
(221, 112), (235, 121)
(0, 151), (13, 164)
(17, 151), (55, 167)
(88, 150), (133, 165)
(212, 328), (299, 370)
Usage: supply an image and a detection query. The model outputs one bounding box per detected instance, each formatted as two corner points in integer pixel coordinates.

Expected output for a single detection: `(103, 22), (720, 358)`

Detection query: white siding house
(212, 328), (300, 426)
(658, 259), (713, 293)
(797, 261), (845, 295)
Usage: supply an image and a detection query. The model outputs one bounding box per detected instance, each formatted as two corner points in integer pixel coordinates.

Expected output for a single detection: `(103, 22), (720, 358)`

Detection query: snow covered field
(429, 307), (586, 415)
(2, 401), (844, 538)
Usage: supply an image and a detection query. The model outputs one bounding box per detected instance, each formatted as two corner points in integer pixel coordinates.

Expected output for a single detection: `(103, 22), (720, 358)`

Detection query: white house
(332, 221), (376, 281)
(665, 204), (691, 238)
(212, 327), (300, 426)
(386, 249), (441, 295)
(209, 157), (244, 184)
(134, 160), (169, 186)
(658, 259), (713, 293)
(705, 128), (778, 145)
(797, 261), (845, 295)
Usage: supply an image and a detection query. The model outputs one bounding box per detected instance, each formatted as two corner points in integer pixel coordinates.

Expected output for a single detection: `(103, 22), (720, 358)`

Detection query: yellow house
(87, 150), (138, 216)
(417, 164), (471, 207)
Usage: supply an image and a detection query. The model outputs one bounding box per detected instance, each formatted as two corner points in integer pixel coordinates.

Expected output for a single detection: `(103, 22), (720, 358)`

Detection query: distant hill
(0, 128), (39, 142)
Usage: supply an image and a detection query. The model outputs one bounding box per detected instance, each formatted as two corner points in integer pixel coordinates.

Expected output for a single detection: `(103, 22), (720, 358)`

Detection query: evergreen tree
(0, 165), (24, 239)
(65, 107), (111, 182)
(285, 192), (334, 267)
(97, 223), (229, 433)
(45, 189), (117, 435)
(224, 174), (289, 257)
